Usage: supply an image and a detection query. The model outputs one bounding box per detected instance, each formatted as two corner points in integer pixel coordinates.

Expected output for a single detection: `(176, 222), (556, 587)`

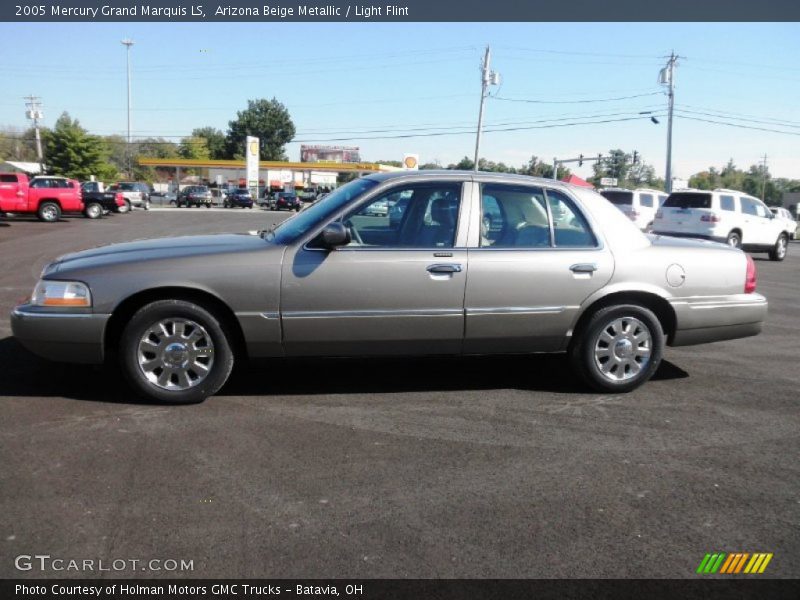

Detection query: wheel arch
(104, 286), (248, 364)
(570, 290), (677, 347)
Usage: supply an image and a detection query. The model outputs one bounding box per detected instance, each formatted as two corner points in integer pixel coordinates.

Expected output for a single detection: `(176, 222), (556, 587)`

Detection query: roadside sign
(246, 136), (259, 188)
(403, 154), (419, 170)
(600, 177), (618, 186)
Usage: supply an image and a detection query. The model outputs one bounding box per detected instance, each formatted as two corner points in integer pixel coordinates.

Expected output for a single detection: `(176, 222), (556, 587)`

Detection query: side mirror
(315, 221), (351, 250)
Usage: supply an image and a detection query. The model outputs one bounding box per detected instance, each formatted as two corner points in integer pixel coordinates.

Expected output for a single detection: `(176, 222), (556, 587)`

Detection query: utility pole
(121, 38), (135, 178)
(760, 154), (768, 201)
(24, 95), (44, 173)
(473, 46), (500, 172)
(660, 52), (678, 193)
(473, 46), (491, 172)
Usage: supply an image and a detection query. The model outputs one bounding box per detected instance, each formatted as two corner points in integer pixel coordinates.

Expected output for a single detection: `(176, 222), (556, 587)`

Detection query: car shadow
(0, 336), (688, 404)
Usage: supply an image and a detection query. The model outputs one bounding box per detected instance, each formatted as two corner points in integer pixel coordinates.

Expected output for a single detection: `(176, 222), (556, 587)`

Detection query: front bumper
(10, 306), (110, 364)
(669, 293), (768, 346)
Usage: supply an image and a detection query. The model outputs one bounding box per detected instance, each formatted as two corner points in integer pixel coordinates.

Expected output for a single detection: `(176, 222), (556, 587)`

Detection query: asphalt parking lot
(0, 208), (798, 579)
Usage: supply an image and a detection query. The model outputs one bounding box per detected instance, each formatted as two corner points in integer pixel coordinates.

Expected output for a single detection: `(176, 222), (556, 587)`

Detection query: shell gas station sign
(403, 154), (419, 170)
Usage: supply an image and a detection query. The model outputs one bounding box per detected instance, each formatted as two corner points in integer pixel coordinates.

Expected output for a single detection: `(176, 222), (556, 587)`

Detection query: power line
(493, 91), (662, 105)
(675, 114), (800, 136)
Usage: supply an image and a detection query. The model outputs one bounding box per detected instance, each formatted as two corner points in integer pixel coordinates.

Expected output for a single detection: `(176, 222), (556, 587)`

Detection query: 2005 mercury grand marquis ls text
(11, 171), (768, 403)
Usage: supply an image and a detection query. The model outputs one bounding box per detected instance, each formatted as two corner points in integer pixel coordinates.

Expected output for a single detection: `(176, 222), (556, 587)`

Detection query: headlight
(31, 280), (92, 308)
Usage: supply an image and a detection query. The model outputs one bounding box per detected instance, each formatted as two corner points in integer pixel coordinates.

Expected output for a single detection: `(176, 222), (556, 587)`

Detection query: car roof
(362, 169), (581, 192)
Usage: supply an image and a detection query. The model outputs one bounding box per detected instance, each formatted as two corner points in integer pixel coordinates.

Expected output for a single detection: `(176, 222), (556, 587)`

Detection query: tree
(179, 136), (211, 160)
(45, 113), (116, 180)
(226, 98), (295, 160)
(0, 126), (43, 162)
(192, 127), (227, 159)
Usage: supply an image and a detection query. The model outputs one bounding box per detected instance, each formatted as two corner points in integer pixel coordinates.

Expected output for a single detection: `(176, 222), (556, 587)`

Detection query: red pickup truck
(0, 173), (84, 222)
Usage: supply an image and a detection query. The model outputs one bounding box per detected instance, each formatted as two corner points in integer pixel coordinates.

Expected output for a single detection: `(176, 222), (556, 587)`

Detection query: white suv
(653, 188), (792, 261)
(770, 207), (797, 240)
(599, 188), (667, 231)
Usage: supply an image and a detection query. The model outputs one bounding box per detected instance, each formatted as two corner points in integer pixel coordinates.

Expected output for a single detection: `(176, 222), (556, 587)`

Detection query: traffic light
(632, 151), (639, 164)
(578, 154), (584, 167)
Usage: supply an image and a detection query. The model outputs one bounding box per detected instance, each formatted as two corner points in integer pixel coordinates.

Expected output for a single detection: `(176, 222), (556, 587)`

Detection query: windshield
(270, 178), (379, 245)
(663, 192), (712, 209)
(600, 190), (633, 206)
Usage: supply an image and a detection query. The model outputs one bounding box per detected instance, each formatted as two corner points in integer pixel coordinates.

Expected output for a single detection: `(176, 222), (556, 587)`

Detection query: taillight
(701, 213), (721, 223)
(744, 254), (757, 294)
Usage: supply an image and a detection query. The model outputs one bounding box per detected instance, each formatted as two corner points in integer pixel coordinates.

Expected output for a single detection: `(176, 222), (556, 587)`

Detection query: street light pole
(121, 38), (134, 178)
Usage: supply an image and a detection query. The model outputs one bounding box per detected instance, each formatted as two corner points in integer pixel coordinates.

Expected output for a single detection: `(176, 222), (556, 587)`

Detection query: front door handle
(570, 263), (597, 274)
(427, 263), (462, 274)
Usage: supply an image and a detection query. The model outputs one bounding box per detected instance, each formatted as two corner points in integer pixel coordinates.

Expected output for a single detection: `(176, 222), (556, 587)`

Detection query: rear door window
(720, 195), (736, 212)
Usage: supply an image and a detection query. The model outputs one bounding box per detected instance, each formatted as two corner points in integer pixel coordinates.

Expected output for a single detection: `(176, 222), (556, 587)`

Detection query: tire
(726, 231), (742, 248)
(144, 199), (151, 211)
(768, 233), (788, 262)
(569, 304), (665, 393)
(119, 299), (235, 404)
(223, 201), (228, 209)
(84, 202), (103, 219)
(37, 201), (61, 223)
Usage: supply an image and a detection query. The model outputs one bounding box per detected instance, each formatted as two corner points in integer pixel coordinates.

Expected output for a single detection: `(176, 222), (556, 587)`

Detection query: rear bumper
(669, 293), (768, 347)
(10, 306), (109, 364)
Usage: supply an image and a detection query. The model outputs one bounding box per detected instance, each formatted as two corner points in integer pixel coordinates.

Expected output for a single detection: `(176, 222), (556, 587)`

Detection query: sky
(1, 22), (799, 181)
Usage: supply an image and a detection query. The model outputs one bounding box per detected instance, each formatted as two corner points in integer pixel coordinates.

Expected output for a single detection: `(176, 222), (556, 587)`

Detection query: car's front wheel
(569, 304), (664, 393)
(119, 300), (235, 404)
(769, 233), (788, 261)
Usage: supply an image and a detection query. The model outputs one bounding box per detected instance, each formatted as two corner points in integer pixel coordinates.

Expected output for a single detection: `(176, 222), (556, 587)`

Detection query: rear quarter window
(600, 190), (633, 206)
(0, 174), (18, 183)
(639, 193), (654, 208)
(663, 193), (712, 209)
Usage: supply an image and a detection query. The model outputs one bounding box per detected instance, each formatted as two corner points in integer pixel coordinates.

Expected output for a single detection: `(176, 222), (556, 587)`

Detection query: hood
(47, 234), (272, 275)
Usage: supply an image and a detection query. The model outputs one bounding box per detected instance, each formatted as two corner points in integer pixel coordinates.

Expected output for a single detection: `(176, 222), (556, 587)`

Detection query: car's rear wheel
(569, 304), (664, 393)
(37, 201), (61, 223)
(769, 233), (788, 261)
(119, 300), (235, 404)
(143, 199), (151, 210)
(84, 202), (103, 219)
(726, 231), (742, 248)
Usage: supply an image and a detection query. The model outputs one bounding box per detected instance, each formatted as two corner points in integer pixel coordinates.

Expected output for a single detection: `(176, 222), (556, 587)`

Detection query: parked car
(108, 182), (151, 211)
(11, 172), (768, 404)
(770, 207), (797, 240)
(270, 192), (302, 212)
(0, 173), (84, 222)
(364, 198), (389, 217)
(599, 188), (667, 231)
(176, 186), (212, 208)
(653, 188), (793, 261)
(80, 182), (127, 218)
(223, 188), (254, 209)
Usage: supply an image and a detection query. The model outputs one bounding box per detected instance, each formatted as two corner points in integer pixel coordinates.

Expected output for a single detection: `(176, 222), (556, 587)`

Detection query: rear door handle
(570, 263), (597, 274)
(427, 263), (462, 274)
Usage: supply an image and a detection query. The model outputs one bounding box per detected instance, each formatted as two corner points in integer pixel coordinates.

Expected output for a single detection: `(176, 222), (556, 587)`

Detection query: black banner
(3, 0), (800, 22)
(3, 579), (800, 600)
